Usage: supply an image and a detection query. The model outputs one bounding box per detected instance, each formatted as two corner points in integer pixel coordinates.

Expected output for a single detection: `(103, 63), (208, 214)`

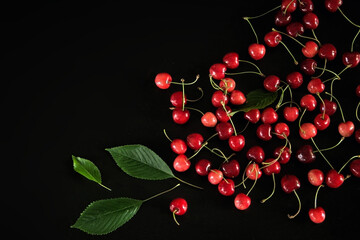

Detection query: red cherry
(230, 90), (246, 105)
(274, 10), (292, 27)
(281, 174), (300, 193)
(296, 145), (316, 164)
(244, 109), (260, 124)
(314, 113), (330, 131)
(283, 106), (299, 122)
(274, 122), (290, 139)
(264, 31), (282, 47)
(215, 105), (231, 122)
(221, 159), (241, 178)
(319, 99), (337, 116)
(299, 123), (317, 140)
(325, 0), (343, 12)
(209, 63), (227, 80)
(248, 43), (266, 60)
(171, 139), (187, 155)
(303, 12), (319, 29)
(349, 159), (360, 177)
(302, 41), (319, 58)
(299, 0), (314, 13)
(234, 193), (251, 210)
(219, 78), (236, 92)
(273, 146), (291, 164)
(325, 169), (344, 188)
(246, 145), (265, 164)
(173, 154), (191, 172)
(263, 75), (280, 92)
(338, 121), (355, 137)
(300, 58), (317, 75)
(218, 179), (235, 196)
(300, 94), (317, 111)
(215, 122), (234, 140)
(155, 72), (172, 89)
(186, 133), (204, 150)
(228, 135), (245, 152)
(223, 52), (239, 69)
(263, 158), (281, 175)
(172, 108), (190, 124)
(169, 198), (188, 216)
(286, 22), (304, 37)
(357, 84), (360, 97)
(342, 52), (360, 68)
(281, 0), (297, 13)
(208, 169), (223, 185)
(170, 91), (186, 107)
(195, 159), (211, 176)
(309, 207), (326, 224)
(256, 123), (272, 141)
(355, 129), (360, 144)
(261, 107), (278, 124)
(201, 112), (218, 127)
(308, 169), (324, 186)
(318, 43), (337, 61)
(246, 162), (262, 180)
(211, 90), (229, 107)
(286, 71), (303, 89)
(307, 78), (325, 94)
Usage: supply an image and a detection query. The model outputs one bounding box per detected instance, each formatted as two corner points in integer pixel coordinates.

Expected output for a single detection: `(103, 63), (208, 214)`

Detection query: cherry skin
(248, 43), (266, 60)
(325, 169), (344, 188)
(309, 207), (326, 224)
(308, 169), (324, 186)
(216, 105), (231, 122)
(246, 145), (265, 164)
(281, 0), (297, 13)
(355, 129), (360, 144)
(349, 159), (360, 177)
(218, 179), (235, 196)
(201, 112), (218, 127)
(325, 0), (343, 12)
(338, 121), (355, 137)
(319, 99), (337, 116)
(172, 108), (190, 124)
(208, 169), (223, 185)
(300, 94), (317, 111)
(274, 10), (292, 27)
(296, 145), (316, 164)
(300, 58), (317, 75)
(307, 78), (325, 94)
(274, 122), (290, 139)
(211, 90), (229, 107)
(264, 31), (282, 47)
(230, 90), (246, 105)
(257, 123), (272, 141)
(261, 107), (278, 124)
(170, 91), (186, 107)
(299, 0), (314, 13)
(318, 43), (337, 61)
(299, 123), (318, 140)
(263, 75), (280, 92)
(286, 22), (304, 37)
(286, 71), (303, 89)
(281, 174), (300, 194)
(221, 159), (240, 178)
(155, 72), (172, 89)
(219, 78), (236, 92)
(234, 193), (251, 210)
(274, 146), (291, 164)
(186, 133), (204, 150)
(342, 52), (360, 68)
(303, 12), (319, 29)
(223, 52), (239, 69)
(215, 122), (234, 140)
(314, 113), (330, 131)
(170, 198), (188, 216)
(195, 159), (211, 176)
(302, 41), (318, 58)
(228, 135), (245, 152)
(171, 139), (187, 155)
(209, 63), (227, 80)
(263, 158), (281, 175)
(173, 155), (191, 172)
(246, 162), (262, 180)
(283, 106), (299, 122)
(357, 84), (360, 97)
(244, 109), (261, 124)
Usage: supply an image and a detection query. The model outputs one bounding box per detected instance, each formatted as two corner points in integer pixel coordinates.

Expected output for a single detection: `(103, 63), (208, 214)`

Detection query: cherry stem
(246, 165), (258, 196)
(272, 28), (306, 48)
(186, 87), (204, 102)
(356, 101), (360, 122)
(324, 92), (345, 122)
(298, 33), (321, 46)
(276, 100), (300, 111)
(276, 84), (291, 109)
(172, 209), (180, 226)
(143, 183), (181, 202)
(245, 5), (280, 20)
(225, 71), (265, 77)
(313, 137), (345, 153)
(338, 155), (360, 174)
(261, 173), (276, 203)
(163, 129), (172, 142)
(243, 17), (259, 44)
(279, 41), (298, 65)
(237, 161), (252, 189)
(351, 29), (360, 52)
(221, 101), (237, 136)
(283, 0), (296, 14)
(171, 74), (200, 86)
(313, 185), (324, 209)
(338, 7), (360, 28)
(288, 190), (301, 219)
(262, 134), (289, 166)
(173, 176), (203, 190)
(188, 142), (208, 160)
(310, 137), (335, 170)
(315, 67), (341, 80)
(313, 59), (327, 79)
(173, 106), (204, 116)
(181, 79), (185, 111)
(238, 59), (264, 75)
(316, 93), (326, 119)
(209, 75), (222, 91)
(238, 120), (250, 134)
(298, 108), (307, 132)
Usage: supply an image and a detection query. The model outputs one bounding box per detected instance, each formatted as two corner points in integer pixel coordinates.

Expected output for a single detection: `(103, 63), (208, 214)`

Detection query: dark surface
(3, 1), (360, 239)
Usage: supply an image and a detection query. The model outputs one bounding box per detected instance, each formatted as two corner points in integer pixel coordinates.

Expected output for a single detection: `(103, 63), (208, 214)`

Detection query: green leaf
(106, 144), (175, 180)
(71, 198), (142, 235)
(72, 155), (111, 191)
(230, 88), (278, 114)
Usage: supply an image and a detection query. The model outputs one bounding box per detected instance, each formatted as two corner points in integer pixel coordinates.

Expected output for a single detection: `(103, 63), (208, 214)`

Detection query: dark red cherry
(325, 0), (343, 12)
(218, 179), (235, 196)
(342, 52), (360, 68)
(300, 58), (317, 75)
(172, 108), (190, 124)
(314, 113), (330, 131)
(281, 174), (300, 194)
(274, 146), (291, 164)
(286, 22), (304, 37)
(349, 159), (360, 177)
(228, 135), (245, 152)
(296, 145), (316, 164)
(216, 105), (231, 122)
(299, 0), (314, 13)
(155, 72), (172, 89)
(256, 123), (272, 141)
(221, 159), (240, 178)
(246, 145), (265, 164)
(246, 163), (262, 180)
(186, 133), (204, 150)
(263, 75), (280, 92)
(263, 158), (281, 175)
(169, 198), (188, 216)
(318, 43), (337, 61)
(309, 207), (326, 224)
(261, 107), (278, 124)
(307, 78), (325, 94)
(264, 31), (282, 47)
(303, 12), (319, 29)
(234, 193), (251, 210)
(274, 10), (292, 27)
(211, 90), (229, 107)
(209, 63), (227, 80)
(286, 71), (303, 88)
(215, 122), (234, 140)
(248, 43), (266, 60)
(281, 0), (297, 13)
(319, 99), (337, 116)
(355, 129), (360, 144)
(325, 169), (344, 188)
(244, 109), (261, 124)
(195, 159), (211, 176)
(170, 91), (186, 107)
(357, 85), (360, 97)
(223, 52), (239, 69)
(300, 94), (317, 111)
(283, 106), (299, 122)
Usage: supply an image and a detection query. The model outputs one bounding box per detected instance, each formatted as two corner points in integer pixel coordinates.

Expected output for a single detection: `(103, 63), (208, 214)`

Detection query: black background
(3, 1), (360, 239)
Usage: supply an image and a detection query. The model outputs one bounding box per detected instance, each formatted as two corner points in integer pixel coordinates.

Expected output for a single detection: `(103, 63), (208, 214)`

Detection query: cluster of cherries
(155, 0), (360, 225)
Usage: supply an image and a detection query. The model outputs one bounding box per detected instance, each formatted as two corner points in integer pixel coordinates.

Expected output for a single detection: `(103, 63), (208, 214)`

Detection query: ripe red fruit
(170, 198), (188, 216)
(355, 129), (360, 144)
(221, 159), (240, 178)
(155, 72), (172, 89)
(246, 163), (262, 180)
(244, 109), (260, 123)
(219, 78), (236, 92)
(307, 78), (325, 94)
(246, 145), (265, 164)
(349, 159), (360, 177)
(223, 52), (239, 69)
(234, 193), (251, 210)
(186, 133), (204, 150)
(215, 122), (234, 140)
(263, 158), (281, 175)
(195, 159), (211, 176)
(228, 135), (245, 152)
(248, 43), (266, 60)
(281, 0), (297, 13)
(261, 107), (278, 124)
(319, 99), (337, 116)
(208, 169), (223, 185)
(211, 90), (229, 107)
(170, 91), (186, 107)
(264, 31), (282, 47)
(338, 121), (355, 137)
(274, 122), (290, 139)
(318, 43), (337, 61)
(201, 112), (218, 127)
(299, 123), (317, 139)
(300, 58), (317, 75)
(300, 94), (317, 111)
(172, 108), (190, 124)
(286, 71), (303, 89)
(325, 169), (344, 188)
(308, 169), (324, 186)
(325, 0), (343, 12)
(274, 146), (291, 164)
(286, 22), (304, 37)
(314, 113), (330, 131)
(216, 105), (231, 122)
(230, 90), (246, 105)
(283, 106), (299, 122)
(302, 41), (319, 58)
(257, 123), (272, 141)
(342, 52), (360, 68)
(263, 75), (280, 92)
(303, 12), (319, 29)
(357, 85), (360, 97)
(218, 179), (235, 196)
(299, 0), (314, 13)
(209, 63), (227, 80)
(281, 174), (300, 193)
(309, 207), (326, 224)
(296, 145), (316, 164)
(171, 139), (187, 155)
(274, 10), (292, 27)
(173, 154), (191, 172)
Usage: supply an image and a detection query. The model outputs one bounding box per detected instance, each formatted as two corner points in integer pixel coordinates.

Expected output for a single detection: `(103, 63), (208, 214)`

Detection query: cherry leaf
(231, 89), (278, 114)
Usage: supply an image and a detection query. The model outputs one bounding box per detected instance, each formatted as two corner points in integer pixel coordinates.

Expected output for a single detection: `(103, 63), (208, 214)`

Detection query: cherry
(257, 123), (272, 141)
(263, 75), (280, 92)
(219, 78), (236, 92)
(303, 12), (319, 29)
(302, 41), (319, 58)
(300, 94), (317, 111)
(300, 58), (317, 75)
(274, 122), (290, 139)
(244, 109), (261, 124)
(263, 158), (281, 175)
(318, 43), (337, 61)
(280, 174), (301, 193)
(296, 144), (316, 164)
(338, 121), (355, 137)
(349, 159), (360, 177)
(234, 193), (251, 210)
(230, 90), (246, 105)
(283, 106), (299, 122)
(286, 71), (303, 89)
(171, 139), (187, 155)
(261, 107), (278, 124)
(246, 162), (262, 180)
(281, 0), (297, 13)
(308, 169), (324, 186)
(355, 129), (360, 144)
(342, 52), (360, 68)
(286, 22), (304, 37)
(223, 52), (239, 69)
(186, 133), (204, 150)
(299, 123), (318, 140)
(264, 31), (282, 47)
(228, 135), (245, 152)
(325, 0), (343, 12)
(309, 207), (325, 224)
(169, 198), (188, 225)
(299, 0), (314, 13)
(173, 154), (191, 172)
(246, 145), (265, 164)
(172, 108), (190, 124)
(357, 84), (360, 97)
(195, 159), (211, 176)
(314, 113), (330, 131)
(319, 99), (337, 116)
(274, 146), (291, 164)
(325, 169), (344, 188)
(215, 122), (234, 140)
(221, 159), (240, 178)
(275, 10), (292, 27)
(208, 169), (223, 185)
(155, 72), (172, 89)
(211, 90), (229, 108)
(209, 63), (227, 80)
(307, 78), (325, 94)
(170, 91), (186, 108)
(201, 112), (218, 127)
(216, 105), (231, 122)
(218, 179), (235, 196)
(248, 43), (266, 60)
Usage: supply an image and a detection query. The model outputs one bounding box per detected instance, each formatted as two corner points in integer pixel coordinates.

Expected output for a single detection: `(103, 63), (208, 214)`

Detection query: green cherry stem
(221, 101), (237, 136)
(310, 137), (335, 170)
(246, 5), (280, 20)
(171, 74), (200, 86)
(351, 29), (360, 52)
(238, 59), (264, 75)
(338, 155), (360, 174)
(246, 166), (258, 196)
(225, 71), (265, 77)
(283, 0), (295, 14)
(181, 79), (185, 111)
(188, 142), (208, 160)
(272, 28), (306, 47)
(143, 183), (181, 202)
(243, 17), (259, 44)
(324, 92), (345, 122)
(338, 7), (360, 28)
(173, 176), (203, 190)
(261, 173), (276, 203)
(186, 87), (204, 102)
(288, 190), (301, 219)
(356, 101), (360, 122)
(279, 41), (298, 65)
(313, 137), (345, 153)
(313, 185), (324, 209)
